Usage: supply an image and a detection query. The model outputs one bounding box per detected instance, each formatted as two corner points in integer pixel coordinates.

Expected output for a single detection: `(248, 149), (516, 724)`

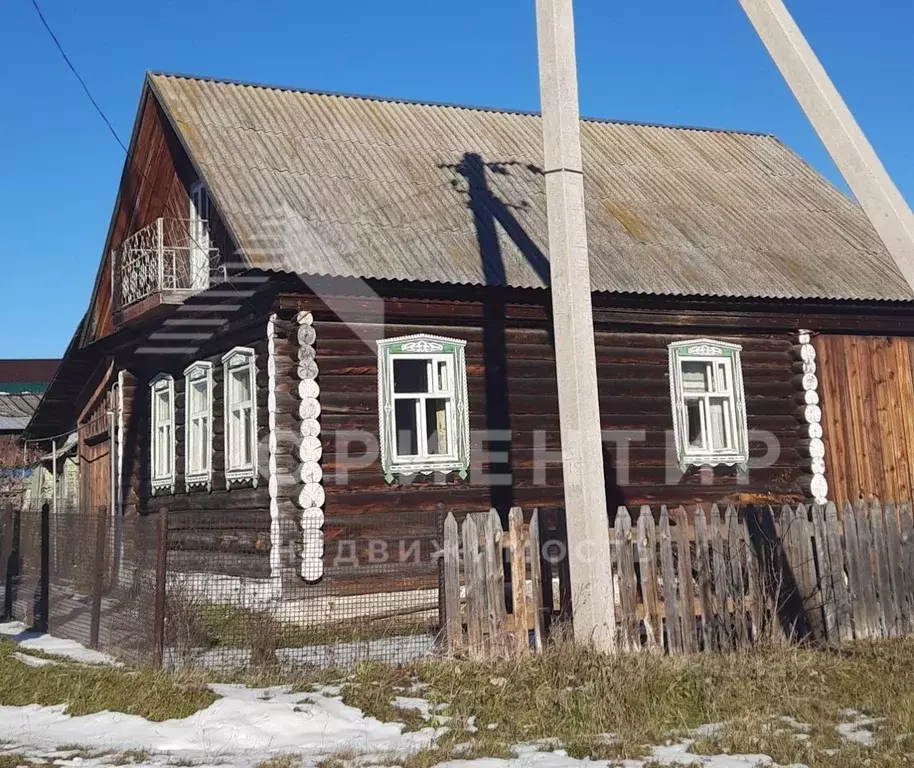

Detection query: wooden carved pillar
(793, 330), (827, 504)
(293, 311), (324, 582)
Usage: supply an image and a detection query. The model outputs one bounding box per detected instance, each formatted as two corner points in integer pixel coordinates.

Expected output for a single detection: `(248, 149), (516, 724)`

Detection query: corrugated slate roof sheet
(0, 393), (42, 431)
(149, 73), (914, 302)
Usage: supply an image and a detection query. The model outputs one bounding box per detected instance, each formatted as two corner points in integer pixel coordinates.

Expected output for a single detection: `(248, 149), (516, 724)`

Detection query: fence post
(90, 506), (109, 649)
(152, 508), (168, 668)
(34, 503), (50, 633)
(436, 503), (447, 636)
(442, 512), (461, 652)
(2, 504), (16, 621)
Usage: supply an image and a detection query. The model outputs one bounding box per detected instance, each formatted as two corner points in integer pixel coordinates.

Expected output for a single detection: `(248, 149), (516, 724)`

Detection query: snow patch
(0, 622), (117, 666)
(0, 685), (438, 766)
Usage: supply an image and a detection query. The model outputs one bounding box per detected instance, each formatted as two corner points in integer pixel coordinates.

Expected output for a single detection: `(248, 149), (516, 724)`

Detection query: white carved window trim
(668, 338), (749, 472)
(377, 334), (470, 482)
(183, 360), (213, 490)
(222, 347), (258, 487)
(150, 374), (176, 495)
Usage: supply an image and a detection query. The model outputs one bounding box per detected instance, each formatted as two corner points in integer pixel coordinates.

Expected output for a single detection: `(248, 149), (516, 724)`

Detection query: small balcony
(112, 217), (226, 318)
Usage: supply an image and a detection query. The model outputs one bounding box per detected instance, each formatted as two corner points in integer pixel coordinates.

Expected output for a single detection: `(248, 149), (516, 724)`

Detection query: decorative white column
(293, 311), (324, 582)
(795, 330), (827, 505)
(266, 314), (282, 593)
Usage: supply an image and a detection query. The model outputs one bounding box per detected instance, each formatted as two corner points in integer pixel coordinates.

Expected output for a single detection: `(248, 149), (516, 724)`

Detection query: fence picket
(443, 512), (462, 652)
(713, 506), (732, 652)
(824, 502), (853, 642)
(637, 506), (661, 653)
(884, 502), (905, 638)
(674, 507), (696, 653)
(795, 504), (824, 642)
(856, 501), (882, 638)
(741, 508), (763, 645)
(659, 507), (682, 653)
(900, 502), (914, 635)
(528, 510), (545, 651)
(843, 501), (866, 639)
(483, 511), (507, 655)
(615, 507), (639, 651)
(777, 504), (801, 642)
(462, 514), (485, 657)
(693, 507), (717, 652)
(811, 503), (837, 642)
(870, 500), (895, 637)
(726, 506), (748, 648)
(508, 508), (529, 655)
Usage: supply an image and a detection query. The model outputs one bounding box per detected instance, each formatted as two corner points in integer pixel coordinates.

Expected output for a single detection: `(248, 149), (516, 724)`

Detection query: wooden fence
(442, 501), (914, 657)
(442, 508), (545, 657)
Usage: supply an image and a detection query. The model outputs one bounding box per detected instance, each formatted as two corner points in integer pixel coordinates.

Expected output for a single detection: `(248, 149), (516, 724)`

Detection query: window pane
(230, 367), (252, 403)
(190, 379), (207, 416)
(436, 361), (449, 392)
(681, 361), (710, 393)
(717, 362), (729, 393)
(425, 398), (450, 455)
(686, 400), (704, 449)
(155, 390), (170, 423)
(708, 397), (732, 450)
(395, 399), (419, 455)
(394, 359), (429, 394)
(242, 407), (253, 465)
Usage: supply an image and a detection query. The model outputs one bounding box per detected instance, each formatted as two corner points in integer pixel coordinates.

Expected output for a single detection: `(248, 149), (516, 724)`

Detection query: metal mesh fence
(1, 505), (161, 664)
(1, 504), (450, 669)
(163, 509), (444, 669)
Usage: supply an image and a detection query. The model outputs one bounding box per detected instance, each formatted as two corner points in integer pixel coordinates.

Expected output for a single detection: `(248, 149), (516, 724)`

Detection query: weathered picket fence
(613, 501), (914, 653)
(442, 500), (914, 657)
(442, 508), (545, 657)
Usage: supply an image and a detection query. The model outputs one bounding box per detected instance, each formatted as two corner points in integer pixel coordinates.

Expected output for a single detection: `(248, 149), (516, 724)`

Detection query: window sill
(384, 464), (469, 484)
(678, 456), (749, 474)
(151, 481), (176, 496)
(226, 473), (258, 490)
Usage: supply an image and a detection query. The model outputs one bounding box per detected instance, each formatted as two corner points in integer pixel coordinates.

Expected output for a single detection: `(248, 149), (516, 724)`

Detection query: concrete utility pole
(535, 0), (617, 652)
(739, 0), (914, 292)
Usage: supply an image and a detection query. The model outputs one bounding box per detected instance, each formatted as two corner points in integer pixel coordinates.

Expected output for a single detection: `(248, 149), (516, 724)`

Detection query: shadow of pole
(745, 504), (814, 643)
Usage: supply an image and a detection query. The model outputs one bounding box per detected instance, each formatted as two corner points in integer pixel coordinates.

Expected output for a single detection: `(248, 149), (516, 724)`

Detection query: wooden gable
(83, 87), (201, 344)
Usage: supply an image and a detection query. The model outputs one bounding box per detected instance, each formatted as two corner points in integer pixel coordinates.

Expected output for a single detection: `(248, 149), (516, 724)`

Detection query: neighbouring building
(0, 359), (59, 507)
(24, 72), (914, 596)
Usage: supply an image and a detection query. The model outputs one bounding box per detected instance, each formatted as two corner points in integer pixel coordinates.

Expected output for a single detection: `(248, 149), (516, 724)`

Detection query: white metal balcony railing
(114, 218), (226, 310)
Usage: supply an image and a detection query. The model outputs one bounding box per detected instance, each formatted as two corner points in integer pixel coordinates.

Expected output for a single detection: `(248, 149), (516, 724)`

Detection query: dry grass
(254, 756), (301, 768)
(337, 636), (914, 764)
(0, 755), (47, 768)
(0, 638), (216, 721)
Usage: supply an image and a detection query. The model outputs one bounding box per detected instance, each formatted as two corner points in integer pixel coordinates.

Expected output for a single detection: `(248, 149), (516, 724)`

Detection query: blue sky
(1, 0), (912, 357)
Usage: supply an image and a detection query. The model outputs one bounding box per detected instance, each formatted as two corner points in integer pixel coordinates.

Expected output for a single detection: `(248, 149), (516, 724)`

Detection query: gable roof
(146, 72), (914, 303)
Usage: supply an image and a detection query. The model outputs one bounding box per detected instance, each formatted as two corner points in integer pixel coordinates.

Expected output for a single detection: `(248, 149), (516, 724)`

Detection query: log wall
(313, 312), (806, 524)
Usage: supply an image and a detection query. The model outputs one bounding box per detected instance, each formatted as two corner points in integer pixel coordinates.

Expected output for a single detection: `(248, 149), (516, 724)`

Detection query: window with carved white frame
(184, 361), (213, 490)
(668, 338), (749, 472)
(377, 334), (470, 482)
(222, 347), (258, 486)
(150, 374), (175, 494)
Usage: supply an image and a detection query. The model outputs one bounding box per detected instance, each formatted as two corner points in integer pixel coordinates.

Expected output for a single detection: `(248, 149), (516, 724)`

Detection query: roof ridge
(147, 70), (775, 138)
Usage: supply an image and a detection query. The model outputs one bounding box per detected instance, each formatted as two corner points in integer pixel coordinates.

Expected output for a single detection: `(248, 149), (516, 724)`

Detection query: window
(150, 374), (175, 494)
(222, 347), (258, 486)
(188, 182), (211, 291)
(668, 339), (749, 471)
(184, 361), (213, 489)
(377, 334), (470, 482)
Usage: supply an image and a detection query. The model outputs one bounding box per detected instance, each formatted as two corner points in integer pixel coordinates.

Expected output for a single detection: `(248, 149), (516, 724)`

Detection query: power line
(29, 0), (129, 154)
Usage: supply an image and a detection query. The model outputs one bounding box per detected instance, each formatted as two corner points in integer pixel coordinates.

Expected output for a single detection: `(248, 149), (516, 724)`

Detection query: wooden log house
(25, 72), (914, 593)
